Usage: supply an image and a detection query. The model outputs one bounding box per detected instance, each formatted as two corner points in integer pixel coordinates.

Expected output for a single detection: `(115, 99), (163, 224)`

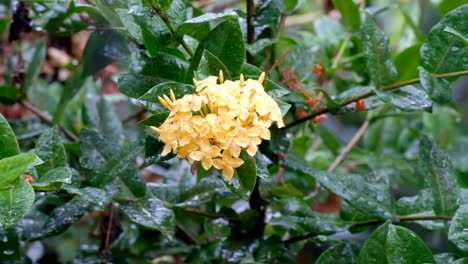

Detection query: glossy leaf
(419, 66), (452, 104)
(190, 19), (245, 80)
(361, 12), (397, 86)
(394, 44), (422, 81)
(118, 73), (165, 99)
(140, 53), (189, 83)
(0, 153), (42, 188)
(81, 30), (129, 76)
(33, 127), (67, 176)
(283, 157), (395, 219)
(420, 5), (468, 73)
(0, 179), (35, 228)
(120, 193), (175, 238)
(357, 223), (435, 264)
(0, 114), (20, 159)
(386, 85), (432, 112)
(39, 188), (112, 238)
(448, 204), (468, 251)
(176, 12), (237, 37)
(316, 242), (357, 264)
(33, 167), (72, 190)
(196, 50), (232, 80)
(236, 151), (257, 197)
(419, 135), (460, 215)
(138, 82), (195, 113)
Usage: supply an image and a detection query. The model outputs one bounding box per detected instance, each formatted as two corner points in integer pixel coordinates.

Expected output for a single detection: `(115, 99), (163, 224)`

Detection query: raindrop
(3, 250), (14, 255)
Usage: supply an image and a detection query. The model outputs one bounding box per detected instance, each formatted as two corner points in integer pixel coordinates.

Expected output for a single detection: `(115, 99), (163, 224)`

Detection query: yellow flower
(150, 72), (285, 180)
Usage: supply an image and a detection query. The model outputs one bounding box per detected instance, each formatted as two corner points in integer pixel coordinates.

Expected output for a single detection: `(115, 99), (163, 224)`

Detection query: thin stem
(284, 70), (468, 129)
(20, 100), (79, 141)
(332, 36), (351, 69)
(327, 120), (370, 172)
(285, 214), (453, 245)
(150, 4), (195, 57)
(246, 0), (255, 64)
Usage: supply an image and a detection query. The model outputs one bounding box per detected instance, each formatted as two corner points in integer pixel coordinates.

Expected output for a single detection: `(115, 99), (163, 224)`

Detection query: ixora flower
(150, 72), (284, 180)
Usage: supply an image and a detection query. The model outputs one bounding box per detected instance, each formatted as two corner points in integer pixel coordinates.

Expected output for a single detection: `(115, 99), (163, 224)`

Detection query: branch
(20, 100), (79, 141)
(327, 120), (370, 172)
(283, 70), (468, 129)
(150, 3), (195, 57)
(285, 215), (453, 245)
(350, 215), (453, 229)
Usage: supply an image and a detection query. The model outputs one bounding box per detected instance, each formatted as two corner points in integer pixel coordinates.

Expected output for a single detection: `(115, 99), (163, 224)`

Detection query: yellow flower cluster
(150, 72), (284, 180)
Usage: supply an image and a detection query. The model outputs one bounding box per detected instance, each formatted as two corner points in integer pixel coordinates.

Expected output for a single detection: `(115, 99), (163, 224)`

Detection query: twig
(20, 100), (79, 141)
(283, 70), (468, 129)
(50, 27), (127, 35)
(350, 215), (453, 229)
(327, 120), (370, 172)
(176, 224), (200, 245)
(285, 214), (453, 245)
(150, 3), (195, 57)
(332, 36), (351, 69)
(246, 0), (255, 64)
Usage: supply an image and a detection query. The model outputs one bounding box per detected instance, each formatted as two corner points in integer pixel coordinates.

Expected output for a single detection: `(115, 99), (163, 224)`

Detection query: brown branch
(283, 70), (468, 129)
(20, 100), (79, 141)
(285, 215), (453, 245)
(327, 120), (370, 172)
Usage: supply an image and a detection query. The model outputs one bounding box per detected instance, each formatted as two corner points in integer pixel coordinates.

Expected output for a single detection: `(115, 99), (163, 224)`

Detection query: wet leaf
(316, 242), (357, 264)
(0, 114), (20, 159)
(0, 153), (42, 188)
(33, 127), (67, 176)
(419, 135), (460, 215)
(420, 5), (468, 73)
(361, 12), (397, 86)
(0, 179), (35, 228)
(419, 67), (452, 104)
(448, 204), (468, 251)
(357, 222), (435, 264)
(120, 191), (175, 238)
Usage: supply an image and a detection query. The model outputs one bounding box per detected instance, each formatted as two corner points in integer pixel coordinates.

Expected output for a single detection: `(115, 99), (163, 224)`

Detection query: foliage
(0, 0), (467, 263)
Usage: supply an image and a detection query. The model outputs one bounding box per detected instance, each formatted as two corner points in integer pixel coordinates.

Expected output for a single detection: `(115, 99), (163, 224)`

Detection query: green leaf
(140, 53), (189, 83)
(0, 114), (20, 159)
(40, 188), (112, 238)
(316, 243), (357, 264)
(396, 189), (445, 230)
(394, 44), (421, 81)
(331, 0), (361, 31)
(361, 12), (397, 86)
(33, 167), (72, 190)
(236, 151), (257, 196)
(138, 82), (195, 113)
(0, 153), (43, 188)
(138, 112), (169, 127)
(420, 5), (468, 73)
(82, 97), (123, 147)
(419, 66), (452, 104)
(444, 26), (468, 46)
(0, 179), (35, 228)
(190, 19), (245, 80)
(176, 12), (237, 37)
(81, 30), (130, 76)
(448, 204), (468, 251)
(314, 16), (347, 47)
(33, 127), (67, 176)
(283, 157), (395, 219)
(357, 223), (435, 264)
(196, 50), (232, 80)
(22, 38), (46, 92)
(118, 73), (165, 99)
(419, 135), (460, 215)
(386, 85), (432, 112)
(315, 124), (340, 156)
(120, 189), (175, 238)
(52, 67), (87, 123)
